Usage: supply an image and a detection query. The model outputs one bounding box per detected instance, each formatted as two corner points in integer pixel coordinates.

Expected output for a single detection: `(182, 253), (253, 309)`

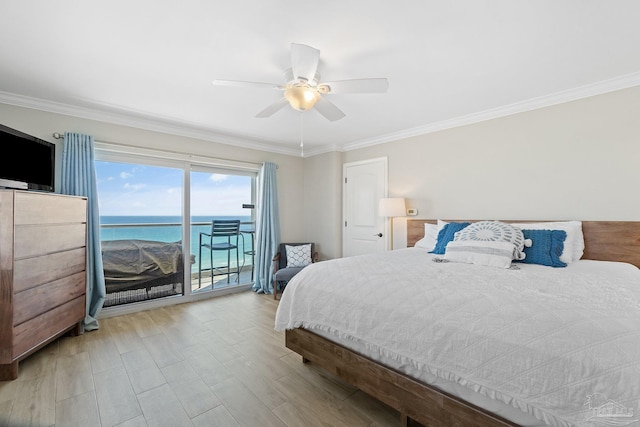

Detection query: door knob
(374, 233), (383, 237)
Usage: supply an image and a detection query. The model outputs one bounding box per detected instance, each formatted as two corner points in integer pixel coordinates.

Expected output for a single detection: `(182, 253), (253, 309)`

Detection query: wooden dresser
(0, 190), (87, 380)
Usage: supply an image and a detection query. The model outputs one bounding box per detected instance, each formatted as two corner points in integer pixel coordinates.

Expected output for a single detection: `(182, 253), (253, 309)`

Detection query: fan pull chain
(300, 112), (304, 157)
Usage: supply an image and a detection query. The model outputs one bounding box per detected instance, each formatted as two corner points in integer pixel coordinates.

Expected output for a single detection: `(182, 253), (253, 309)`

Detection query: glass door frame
(188, 165), (258, 295)
(94, 142), (261, 315)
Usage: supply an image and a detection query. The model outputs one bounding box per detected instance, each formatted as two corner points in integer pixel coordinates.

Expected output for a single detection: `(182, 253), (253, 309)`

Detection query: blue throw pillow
(429, 222), (471, 255)
(518, 229), (567, 267)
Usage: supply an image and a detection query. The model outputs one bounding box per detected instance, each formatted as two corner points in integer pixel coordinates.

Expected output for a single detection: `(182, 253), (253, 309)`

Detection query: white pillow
(437, 219), (449, 233)
(414, 223), (438, 251)
(431, 219), (449, 247)
(286, 244), (312, 267)
(453, 220), (528, 261)
(511, 221), (584, 263)
(444, 240), (514, 268)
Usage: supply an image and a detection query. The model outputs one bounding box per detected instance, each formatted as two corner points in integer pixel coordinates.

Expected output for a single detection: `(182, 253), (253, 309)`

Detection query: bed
(101, 239), (186, 296)
(275, 220), (640, 427)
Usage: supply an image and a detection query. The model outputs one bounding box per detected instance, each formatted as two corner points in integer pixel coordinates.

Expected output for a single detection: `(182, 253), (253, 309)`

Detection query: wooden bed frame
(285, 220), (640, 427)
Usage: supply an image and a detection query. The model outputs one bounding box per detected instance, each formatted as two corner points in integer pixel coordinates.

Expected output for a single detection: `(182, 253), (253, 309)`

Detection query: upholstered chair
(272, 243), (318, 299)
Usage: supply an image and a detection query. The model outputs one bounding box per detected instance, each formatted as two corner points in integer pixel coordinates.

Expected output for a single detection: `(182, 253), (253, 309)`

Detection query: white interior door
(343, 158), (387, 257)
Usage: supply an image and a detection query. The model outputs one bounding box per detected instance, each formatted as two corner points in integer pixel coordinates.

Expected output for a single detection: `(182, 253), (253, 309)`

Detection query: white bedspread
(275, 248), (640, 427)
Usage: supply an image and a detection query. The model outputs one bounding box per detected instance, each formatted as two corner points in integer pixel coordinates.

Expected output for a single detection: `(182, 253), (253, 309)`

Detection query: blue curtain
(252, 162), (280, 294)
(60, 132), (106, 332)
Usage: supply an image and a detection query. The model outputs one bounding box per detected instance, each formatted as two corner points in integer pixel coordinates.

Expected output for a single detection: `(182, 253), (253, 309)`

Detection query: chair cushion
(274, 266), (306, 282)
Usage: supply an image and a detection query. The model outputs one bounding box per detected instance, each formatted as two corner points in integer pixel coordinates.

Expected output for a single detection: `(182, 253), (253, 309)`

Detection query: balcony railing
(100, 220), (255, 275)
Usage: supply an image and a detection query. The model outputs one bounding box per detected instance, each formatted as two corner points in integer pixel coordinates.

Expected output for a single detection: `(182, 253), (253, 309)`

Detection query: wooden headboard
(407, 219), (640, 269)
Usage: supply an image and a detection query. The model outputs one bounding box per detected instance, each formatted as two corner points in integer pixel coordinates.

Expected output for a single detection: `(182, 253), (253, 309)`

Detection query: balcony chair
(241, 222), (256, 282)
(198, 219), (241, 288)
(272, 242), (318, 300)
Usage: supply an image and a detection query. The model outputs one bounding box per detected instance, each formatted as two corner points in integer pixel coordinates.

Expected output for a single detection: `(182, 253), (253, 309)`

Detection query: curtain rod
(53, 132), (278, 169)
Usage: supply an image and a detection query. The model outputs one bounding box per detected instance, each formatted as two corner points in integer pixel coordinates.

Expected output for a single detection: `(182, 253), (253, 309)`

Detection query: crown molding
(302, 142), (343, 158)
(341, 71), (640, 152)
(0, 91), (301, 157)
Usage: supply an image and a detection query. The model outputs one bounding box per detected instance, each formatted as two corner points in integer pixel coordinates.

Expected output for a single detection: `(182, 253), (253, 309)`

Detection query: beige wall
(0, 103), (307, 243)
(302, 151), (344, 260)
(342, 86), (640, 248)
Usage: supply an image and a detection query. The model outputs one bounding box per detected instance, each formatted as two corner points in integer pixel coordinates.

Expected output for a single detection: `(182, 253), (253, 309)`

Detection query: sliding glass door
(95, 160), (185, 307)
(190, 167), (256, 294)
(94, 148), (258, 309)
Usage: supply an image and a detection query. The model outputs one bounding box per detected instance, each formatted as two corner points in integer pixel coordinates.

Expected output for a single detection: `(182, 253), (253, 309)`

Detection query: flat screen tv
(0, 123), (55, 192)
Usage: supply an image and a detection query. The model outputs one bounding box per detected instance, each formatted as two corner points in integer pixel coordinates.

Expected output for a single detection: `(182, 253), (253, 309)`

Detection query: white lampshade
(379, 198), (406, 217)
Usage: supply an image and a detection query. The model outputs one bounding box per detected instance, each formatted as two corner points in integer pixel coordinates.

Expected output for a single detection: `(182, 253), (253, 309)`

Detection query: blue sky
(95, 161), (253, 216)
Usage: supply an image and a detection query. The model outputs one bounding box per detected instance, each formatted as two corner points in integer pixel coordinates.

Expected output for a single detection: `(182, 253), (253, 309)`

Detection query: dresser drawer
(13, 271), (86, 326)
(13, 296), (85, 359)
(14, 192), (87, 225)
(14, 223), (86, 259)
(13, 248), (86, 293)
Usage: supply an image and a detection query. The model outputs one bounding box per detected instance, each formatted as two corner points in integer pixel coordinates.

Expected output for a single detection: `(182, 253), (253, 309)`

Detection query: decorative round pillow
(453, 220), (530, 260)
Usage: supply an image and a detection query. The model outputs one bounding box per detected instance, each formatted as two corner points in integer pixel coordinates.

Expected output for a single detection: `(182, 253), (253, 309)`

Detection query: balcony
(101, 220), (255, 307)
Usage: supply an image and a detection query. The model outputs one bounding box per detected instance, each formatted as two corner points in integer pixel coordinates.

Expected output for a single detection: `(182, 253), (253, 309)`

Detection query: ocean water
(100, 216), (254, 273)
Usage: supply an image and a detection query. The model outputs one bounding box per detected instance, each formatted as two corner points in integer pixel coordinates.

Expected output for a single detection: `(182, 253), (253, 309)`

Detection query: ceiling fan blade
(291, 43), (320, 82)
(318, 78), (389, 94)
(314, 96), (346, 122)
(213, 79), (281, 90)
(255, 98), (289, 118)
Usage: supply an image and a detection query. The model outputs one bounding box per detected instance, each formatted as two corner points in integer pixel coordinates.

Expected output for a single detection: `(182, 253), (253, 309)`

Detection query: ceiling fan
(212, 43), (389, 121)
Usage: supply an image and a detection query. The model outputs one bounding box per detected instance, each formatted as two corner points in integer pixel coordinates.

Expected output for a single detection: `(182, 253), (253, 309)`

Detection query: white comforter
(275, 248), (640, 427)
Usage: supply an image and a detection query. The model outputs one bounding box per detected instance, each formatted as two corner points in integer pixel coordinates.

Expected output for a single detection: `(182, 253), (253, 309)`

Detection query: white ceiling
(2, 1), (640, 157)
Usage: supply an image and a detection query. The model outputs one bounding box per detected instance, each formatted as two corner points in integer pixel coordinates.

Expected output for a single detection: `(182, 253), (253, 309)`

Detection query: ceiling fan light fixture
(284, 83), (320, 111)
(214, 44), (387, 122)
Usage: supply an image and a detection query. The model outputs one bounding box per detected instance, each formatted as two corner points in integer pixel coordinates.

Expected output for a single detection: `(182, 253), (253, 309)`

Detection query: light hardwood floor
(0, 291), (399, 427)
